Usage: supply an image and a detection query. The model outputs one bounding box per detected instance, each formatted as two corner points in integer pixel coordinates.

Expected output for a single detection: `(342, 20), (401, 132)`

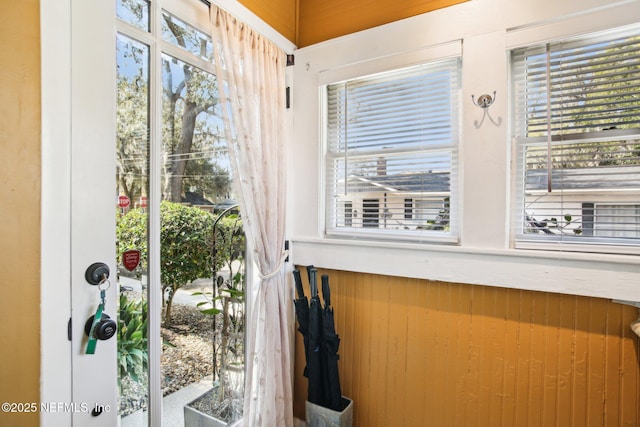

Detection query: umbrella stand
(293, 266), (353, 426)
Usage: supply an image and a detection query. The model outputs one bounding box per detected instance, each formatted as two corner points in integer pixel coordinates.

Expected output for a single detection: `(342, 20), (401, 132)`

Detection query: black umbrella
(306, 268), (325, 406)
(320, 273), (343, 411)
(294, 266), (346, 412)
(293, 269), (309, 377)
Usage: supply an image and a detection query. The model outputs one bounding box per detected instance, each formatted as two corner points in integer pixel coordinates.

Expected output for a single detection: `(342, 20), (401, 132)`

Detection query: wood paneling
(297, 0), (469, 47)
(238, 0), (298, 43)
(0, 1), (41, 426)
(293, 268), (640, 426)
(237, 0), (468, 47)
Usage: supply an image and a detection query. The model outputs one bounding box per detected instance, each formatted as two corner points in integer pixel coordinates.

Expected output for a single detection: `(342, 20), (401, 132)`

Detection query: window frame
(510, 25), (640, 256)
(320, 44), (463, 244)
(290, 2), (640, 305)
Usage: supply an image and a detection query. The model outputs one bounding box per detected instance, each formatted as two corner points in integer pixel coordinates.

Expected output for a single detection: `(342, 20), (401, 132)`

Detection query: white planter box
(183, 388), (229, 427)
(305, 397), (353, 427)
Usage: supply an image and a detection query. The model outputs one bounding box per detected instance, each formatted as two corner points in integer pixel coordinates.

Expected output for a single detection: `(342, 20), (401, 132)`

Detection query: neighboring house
(182, 191), (216, 213)
(523, 165), (640, 237)
(335, 170), (450, 230)
(338, 162), (640, 238)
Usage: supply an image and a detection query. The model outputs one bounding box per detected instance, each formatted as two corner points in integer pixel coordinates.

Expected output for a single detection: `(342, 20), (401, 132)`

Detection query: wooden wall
(238, 0), (298, 43)
(293, 268), (640, 426)
(296, 0), (468, 47)
(0, 1), (41, 426)
(238, 0), (468, 47)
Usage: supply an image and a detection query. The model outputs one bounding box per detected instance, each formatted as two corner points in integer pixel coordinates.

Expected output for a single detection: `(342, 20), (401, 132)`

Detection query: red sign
(122, 249), (141, 272)
(118, 195), (131, 208)
(139, 196), (148, 208)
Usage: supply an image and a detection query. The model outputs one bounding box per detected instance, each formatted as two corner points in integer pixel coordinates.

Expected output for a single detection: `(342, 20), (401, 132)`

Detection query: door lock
(84, 262), (115, 354)
(84, 313), (117, 341)
(85, 262), (110, 285)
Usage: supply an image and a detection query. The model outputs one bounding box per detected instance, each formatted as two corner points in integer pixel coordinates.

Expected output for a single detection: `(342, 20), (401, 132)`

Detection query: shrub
(117, 200), (214, 325)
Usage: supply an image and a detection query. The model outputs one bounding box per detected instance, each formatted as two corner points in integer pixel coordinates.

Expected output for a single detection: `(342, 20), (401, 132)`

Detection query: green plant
(160, 201), (214, 325)
(418, 197), (451, 231)
(191, 212), (246, 423)
(117, 200), (214, 326)
(526, 213), (583, 235)
(116, 207), (148, 275)
(117, 292), (148, 385)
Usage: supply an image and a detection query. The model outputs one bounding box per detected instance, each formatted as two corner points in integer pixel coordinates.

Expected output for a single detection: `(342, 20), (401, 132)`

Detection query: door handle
(84, 313), (116, 341)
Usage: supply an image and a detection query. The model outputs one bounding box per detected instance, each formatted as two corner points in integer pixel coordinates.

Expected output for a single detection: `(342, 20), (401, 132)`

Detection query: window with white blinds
(512, 27), (640, 253)
(325, 58), (460, 242)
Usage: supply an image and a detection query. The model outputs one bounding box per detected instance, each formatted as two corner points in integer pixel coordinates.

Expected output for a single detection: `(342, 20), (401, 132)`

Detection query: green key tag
(86, 290), (106, 355)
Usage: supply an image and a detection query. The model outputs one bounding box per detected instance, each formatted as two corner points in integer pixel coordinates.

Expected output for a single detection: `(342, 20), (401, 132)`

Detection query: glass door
(115, 1), (244, 425)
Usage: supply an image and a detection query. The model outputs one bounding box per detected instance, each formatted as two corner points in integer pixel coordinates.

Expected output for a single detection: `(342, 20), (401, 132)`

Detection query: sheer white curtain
(210, 6), (293, 427)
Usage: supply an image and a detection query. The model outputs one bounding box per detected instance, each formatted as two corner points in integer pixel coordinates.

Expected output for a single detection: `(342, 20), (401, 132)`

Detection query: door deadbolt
(85, 262), (110, 285)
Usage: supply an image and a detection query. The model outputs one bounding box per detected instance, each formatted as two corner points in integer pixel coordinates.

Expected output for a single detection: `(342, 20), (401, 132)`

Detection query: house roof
(182, 191), (214, 206)
(346, 171), (450, 194)
(525, 166), (640, 191)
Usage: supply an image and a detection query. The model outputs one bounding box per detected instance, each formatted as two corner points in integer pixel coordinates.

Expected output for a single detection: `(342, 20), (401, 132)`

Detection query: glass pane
(160, 52), (245, 424)
(116, 33), (150, 425)
(161, 10), (213, 61)
(161, 53), (227, 202)
(117, 0), (150, 32)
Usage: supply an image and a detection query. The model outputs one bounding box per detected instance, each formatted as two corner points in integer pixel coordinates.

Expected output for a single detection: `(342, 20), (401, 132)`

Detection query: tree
(526, 35), (640, 171)
(161, 14), (225, 202)
(116, 2), (232, 205)
(116, 36), (149, 203)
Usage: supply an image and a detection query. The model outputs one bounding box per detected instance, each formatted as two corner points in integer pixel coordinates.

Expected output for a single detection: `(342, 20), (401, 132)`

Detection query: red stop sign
(118, 195), (130, 208)
(140, 196), (148, 208)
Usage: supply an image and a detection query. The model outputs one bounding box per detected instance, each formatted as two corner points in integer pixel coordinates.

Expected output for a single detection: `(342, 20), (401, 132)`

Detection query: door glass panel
(115, 2), (246, 424)
(160, 51), (245, 425)
(160, 53), (227, 204)
(117, 0), (150, 32)
(116, 33), (150, 425)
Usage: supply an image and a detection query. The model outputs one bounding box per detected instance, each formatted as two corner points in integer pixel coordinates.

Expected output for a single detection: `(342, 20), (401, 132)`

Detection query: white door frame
(41, 0), (73, 424)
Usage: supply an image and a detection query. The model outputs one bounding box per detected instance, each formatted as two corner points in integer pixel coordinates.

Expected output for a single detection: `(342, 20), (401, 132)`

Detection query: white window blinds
(325, 58), (460, 242)
(512, 27), (640, 252)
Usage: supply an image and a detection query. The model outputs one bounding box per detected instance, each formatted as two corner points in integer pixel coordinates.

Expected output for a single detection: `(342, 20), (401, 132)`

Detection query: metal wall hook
(471, 91), (502, 128)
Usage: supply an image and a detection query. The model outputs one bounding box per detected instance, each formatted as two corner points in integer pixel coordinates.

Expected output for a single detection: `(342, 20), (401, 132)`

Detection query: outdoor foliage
(117, 201), (215, 326)
(160, 202), (214, 326)
(420, 197), (450, 231)
(117, 292), (148, 386)
(192, 213), (246, 423)
(116, 207), (148, 272)
(116, 6), (231, 205)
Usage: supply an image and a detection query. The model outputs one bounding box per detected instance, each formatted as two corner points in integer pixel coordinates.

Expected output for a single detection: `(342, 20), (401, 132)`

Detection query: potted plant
(184, 209), (246, 427)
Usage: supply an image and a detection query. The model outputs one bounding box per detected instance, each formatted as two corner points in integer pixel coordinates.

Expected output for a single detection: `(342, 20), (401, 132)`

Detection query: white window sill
(290, 237), (640, 302)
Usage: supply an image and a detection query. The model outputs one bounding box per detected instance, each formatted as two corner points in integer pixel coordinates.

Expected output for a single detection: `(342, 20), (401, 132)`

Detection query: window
(404, 198), (413, 220)
(325, 58), (460, 242)
(512, 27), (640, 253)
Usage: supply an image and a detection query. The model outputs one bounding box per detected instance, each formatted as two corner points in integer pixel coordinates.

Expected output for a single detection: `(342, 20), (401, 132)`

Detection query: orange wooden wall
(238, 0), (298, 43)
(239, 0), (468, 47)
(0, 1), (41, 426)
(293, 268), (640, 426)
(296, 0), (468, 46)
